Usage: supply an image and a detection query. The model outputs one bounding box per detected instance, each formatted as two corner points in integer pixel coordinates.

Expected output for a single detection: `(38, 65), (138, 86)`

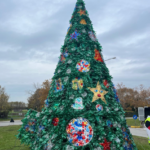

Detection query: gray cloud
(0, 0), (150, 103)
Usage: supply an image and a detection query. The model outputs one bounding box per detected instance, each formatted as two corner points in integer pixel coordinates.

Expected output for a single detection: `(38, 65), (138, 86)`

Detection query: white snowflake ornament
(64, 76), (69, 82)
(69, 95), (74, 99)
(82, 29), (86, 33)
(81, 92), (87, 97)
(94, 147), (102, 150)
(66, 145), (74, 150)
(71, 47), (76, 51)
(36, 112), (40, 118)
(68, 60), (72, 64)
(115, 137), (121, 143)
(66, 69), (71, 74)
(58, 69), (61, 73)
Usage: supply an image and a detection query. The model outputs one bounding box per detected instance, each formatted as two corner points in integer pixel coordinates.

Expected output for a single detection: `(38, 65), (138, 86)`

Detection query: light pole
(105, 57), (116, 61)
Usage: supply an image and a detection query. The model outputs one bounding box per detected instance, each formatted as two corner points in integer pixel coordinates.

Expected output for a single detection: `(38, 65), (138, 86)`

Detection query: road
(0, 120), (148, 138)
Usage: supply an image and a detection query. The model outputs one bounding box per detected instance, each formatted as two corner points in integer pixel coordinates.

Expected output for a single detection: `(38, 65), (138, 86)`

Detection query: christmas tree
(17, 0), (137, 149)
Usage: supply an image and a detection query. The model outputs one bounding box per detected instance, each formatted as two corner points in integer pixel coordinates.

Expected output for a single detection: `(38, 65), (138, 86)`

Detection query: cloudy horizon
(0, 0), (150, 103)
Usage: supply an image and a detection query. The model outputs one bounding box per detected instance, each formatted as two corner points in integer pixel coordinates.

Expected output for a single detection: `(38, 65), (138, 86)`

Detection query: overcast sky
(0, 0), (150, 103)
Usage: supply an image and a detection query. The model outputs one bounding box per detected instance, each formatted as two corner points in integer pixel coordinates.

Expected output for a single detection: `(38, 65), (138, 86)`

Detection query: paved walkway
(0, 120), (22, 126)
(0, 120), (148, 138)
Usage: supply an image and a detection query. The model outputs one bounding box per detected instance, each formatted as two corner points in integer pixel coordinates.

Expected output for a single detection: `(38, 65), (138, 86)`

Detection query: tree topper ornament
(88, 82), (108, 103)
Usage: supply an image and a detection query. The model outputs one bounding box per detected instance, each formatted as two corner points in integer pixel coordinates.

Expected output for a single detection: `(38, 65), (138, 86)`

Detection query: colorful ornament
(44, 139), (54, 150)
(24, 119), (36, 134)
(72, 97), (84, 110)
(106, 120), (113, 127)
(70, 30), (80, 41)
(88, 31), (97, 41)
(122, 127), (133, 149)
(76, 59), (90, 72)
(72, 77), (83, 90)
(96, 104), (103, 112)
(60, 50), (69, 63)
(113, 85), (120, 102)
(54, 78), (64, 93)
(44, 99), (49, 107)
(66, 117), (93, 146)
(103, 80), (109, 88)
(94, 49), (103, 62)
(88, 82), (108, 103)
(80, 19), (87, 25)
(100, 138), (111, 150)
(78, 9), (85, 16)
(52, 118), (59, 126)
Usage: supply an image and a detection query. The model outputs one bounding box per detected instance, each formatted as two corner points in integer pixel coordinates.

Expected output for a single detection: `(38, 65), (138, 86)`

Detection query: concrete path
(0, 120), (22, 127)
(0, 120), (148, 138)
(130, 128), (147, 138)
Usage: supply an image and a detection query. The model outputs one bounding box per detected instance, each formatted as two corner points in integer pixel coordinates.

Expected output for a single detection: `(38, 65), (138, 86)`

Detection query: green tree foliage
(18, 0), (137, 150)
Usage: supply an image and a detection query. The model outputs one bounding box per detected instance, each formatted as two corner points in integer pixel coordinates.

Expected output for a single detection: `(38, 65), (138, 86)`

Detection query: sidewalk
(0, 120), (148, 138)
(0, 120), (22, 127)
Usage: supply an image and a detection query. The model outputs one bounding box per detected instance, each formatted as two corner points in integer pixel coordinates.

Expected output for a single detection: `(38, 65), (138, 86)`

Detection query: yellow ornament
(78, 9), (86, 16)
(72, 78), (83, 90)
(88, 82), (108, 104)
(80, 19), (87, 25)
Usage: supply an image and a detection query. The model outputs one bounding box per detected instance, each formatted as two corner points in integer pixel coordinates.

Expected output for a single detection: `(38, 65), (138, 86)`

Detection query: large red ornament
(100, 138), (111, 150)
(52, 118), (59, 126)
(103, 80), (109, 88)
(94, 49), (103, 62)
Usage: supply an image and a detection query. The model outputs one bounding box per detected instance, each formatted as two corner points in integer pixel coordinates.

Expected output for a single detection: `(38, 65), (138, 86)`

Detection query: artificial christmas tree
(17, 0), (137, 150)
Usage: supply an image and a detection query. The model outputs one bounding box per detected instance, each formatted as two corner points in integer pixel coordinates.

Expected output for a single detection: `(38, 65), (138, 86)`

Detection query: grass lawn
(0, 125), (30, 150)
(0, 125), (150, 150)
(126, 119), (142, 127)
(133, 136), (150, 150)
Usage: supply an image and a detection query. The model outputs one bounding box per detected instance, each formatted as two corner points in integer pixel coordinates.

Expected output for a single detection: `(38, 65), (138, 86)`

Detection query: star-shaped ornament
(100, 138), (111, 150)
(78, 9), (86, 16)
(88, 82), (108, 103)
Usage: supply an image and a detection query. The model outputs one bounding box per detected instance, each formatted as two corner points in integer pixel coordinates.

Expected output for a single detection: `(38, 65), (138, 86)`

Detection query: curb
(130, 126), (142, 128)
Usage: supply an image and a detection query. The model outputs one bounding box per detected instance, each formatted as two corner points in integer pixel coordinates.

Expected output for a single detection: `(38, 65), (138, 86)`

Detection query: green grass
(0, 125), (30, 150)
(22, 110), (28, 113)
(0, 125), (149, 150)
(126, 119), (141, 127)
(133, 136), (150, 150)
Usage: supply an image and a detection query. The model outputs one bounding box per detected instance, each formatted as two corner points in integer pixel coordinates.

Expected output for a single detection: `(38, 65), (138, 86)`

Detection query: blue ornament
(70, 30), (81, 41)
